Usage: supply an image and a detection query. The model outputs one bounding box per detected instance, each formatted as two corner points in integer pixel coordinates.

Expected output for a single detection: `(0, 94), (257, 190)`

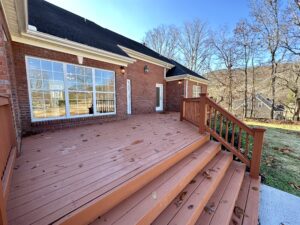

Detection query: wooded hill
(206, 63), (299, 120)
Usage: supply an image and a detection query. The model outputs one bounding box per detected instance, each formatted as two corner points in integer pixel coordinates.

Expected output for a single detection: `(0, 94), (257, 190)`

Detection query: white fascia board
(165, 74), (208, 85)
(119, 45), (174, 69)
(16, 30), (136, 66)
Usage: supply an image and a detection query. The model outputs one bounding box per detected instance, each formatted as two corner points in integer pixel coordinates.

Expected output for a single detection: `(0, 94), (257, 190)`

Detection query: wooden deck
(7, 113), (207, 225)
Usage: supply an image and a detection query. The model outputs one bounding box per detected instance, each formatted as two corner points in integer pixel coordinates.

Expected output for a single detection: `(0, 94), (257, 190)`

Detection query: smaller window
(258, 102), (263, 108)
(192, 85), (201, 98)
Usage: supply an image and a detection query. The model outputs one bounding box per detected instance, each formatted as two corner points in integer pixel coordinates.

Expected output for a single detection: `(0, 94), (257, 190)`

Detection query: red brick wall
(166, 80), (184, 112)
(127, 60), (166, 114)
(12, 42), (129, 134)
(12, 43), (166, 134)
(0, 8), (22, 150)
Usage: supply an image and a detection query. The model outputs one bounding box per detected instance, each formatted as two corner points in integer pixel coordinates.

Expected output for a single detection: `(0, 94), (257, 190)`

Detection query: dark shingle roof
(166, 59), (207, 80)
(256, 94), (284, 111)
(28, 0), (172, 63)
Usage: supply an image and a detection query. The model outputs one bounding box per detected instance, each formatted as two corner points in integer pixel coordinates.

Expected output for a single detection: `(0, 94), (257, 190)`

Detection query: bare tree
(277, 64), (300, 120)
(250, 0), (286, 119)
(210, 28), (239, 112)
(282, 0), (300, 56)
(143, 25), (179, 59)
(234, 19), (257, 118)
(178, 19), (211, 74)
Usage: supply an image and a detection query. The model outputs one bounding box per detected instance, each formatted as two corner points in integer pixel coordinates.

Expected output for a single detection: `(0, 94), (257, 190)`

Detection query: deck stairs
(58, 134), (260, 225)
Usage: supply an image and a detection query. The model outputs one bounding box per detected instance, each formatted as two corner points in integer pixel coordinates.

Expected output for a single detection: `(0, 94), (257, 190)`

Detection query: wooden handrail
(180, 93), (265, 179)
(0, 95), (17, 225)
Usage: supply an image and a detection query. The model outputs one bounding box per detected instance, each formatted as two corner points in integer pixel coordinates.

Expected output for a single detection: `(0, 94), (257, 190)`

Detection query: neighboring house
(0, 0), (207, 135)
(233, 94), (285, 119)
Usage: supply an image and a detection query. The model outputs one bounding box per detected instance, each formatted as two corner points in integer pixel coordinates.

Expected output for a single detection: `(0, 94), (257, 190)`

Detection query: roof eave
(165, 74), (208, 85)
(20, 30), (136, 65)
(119, 45), (174, 69)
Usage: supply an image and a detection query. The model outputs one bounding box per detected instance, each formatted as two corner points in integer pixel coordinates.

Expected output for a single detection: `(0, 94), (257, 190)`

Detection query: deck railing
(180, 93), (265, 179)
(0, 95), (17, 225)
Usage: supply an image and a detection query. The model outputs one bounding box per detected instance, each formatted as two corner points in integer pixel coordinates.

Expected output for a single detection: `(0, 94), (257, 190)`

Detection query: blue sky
(46, 0), (250, 42)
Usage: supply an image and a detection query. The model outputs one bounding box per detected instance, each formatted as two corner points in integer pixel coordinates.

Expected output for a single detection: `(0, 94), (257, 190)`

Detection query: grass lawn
(245, 122), (300, 197)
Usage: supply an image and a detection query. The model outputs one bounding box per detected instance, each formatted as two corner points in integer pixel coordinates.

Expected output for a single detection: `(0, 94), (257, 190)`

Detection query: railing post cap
(253, 127), (266, 132)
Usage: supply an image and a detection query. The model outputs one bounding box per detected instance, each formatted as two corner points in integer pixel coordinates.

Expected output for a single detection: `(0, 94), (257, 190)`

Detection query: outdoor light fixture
(120, 66), (126, 75)
(144, 65), (149, 73)
(178, 81), (182, 85)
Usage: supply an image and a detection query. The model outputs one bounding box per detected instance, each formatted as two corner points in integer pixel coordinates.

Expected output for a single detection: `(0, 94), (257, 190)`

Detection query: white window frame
(25, 56), (116, 122)
(192, 85), (201, 98)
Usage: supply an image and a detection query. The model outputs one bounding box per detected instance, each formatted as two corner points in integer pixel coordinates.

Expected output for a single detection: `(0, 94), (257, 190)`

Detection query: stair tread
(195, 161), (246, 225)
(230, 173), (261, 225)
(153, 151), (233, 225)
(91, 141), (221, 225)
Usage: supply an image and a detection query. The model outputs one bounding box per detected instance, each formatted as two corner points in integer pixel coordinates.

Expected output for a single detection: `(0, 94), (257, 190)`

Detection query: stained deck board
(230, 174), (260, 225)
(153, 151), (233, 225)
(195, 161), (246, 225)
(7, 113), (206, 225)
(8, 132), (190, 208)
(91, 141), (221, 225)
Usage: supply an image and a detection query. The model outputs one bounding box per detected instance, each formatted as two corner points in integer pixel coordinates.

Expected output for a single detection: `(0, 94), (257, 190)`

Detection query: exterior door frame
(127, 79), (131, 114)
(155, 83), (163, 111)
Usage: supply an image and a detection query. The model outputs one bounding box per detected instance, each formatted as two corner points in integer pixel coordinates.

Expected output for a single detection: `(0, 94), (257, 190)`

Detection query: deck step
(90, 141), (222, 225)
(153, 151), (233, 225)
(55, 134), (210, 225)
(230, 173), (260, 225)
(195, 161), (246, 225)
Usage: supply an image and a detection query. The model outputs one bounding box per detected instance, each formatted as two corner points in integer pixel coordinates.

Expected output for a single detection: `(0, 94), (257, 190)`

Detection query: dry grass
(245, 120), (300, 132)
(245, 122), (300, 196)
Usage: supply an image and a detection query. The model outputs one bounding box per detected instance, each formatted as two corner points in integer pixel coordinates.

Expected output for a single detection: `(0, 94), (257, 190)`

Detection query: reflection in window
(26, 57), (116, 121)
(67, 65), (93, 116)
(27, 57), (65, 119)
(95, 69), (115, 113)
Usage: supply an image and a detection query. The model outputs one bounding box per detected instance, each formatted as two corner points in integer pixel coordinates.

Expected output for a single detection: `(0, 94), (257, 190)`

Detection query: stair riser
(169, 153), (233, 225)
(56, 135), (210, 225)
(133, 144), (221, 225)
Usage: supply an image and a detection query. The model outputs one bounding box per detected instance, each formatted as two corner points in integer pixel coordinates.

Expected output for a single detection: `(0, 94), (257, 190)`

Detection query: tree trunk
(270, 54), (277, 119)
(250, 58), (255, 118)
(228, 67), (233, 112)
(244, 56), (248, 118)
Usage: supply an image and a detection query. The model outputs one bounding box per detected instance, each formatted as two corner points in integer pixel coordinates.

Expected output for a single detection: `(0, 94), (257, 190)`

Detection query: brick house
(0, 1), (264, 225)
(0, 0), (207, 136)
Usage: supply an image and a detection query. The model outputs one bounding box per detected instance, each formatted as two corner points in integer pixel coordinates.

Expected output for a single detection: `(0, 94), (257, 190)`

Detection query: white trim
(155, 83), (163, 111)
(25, 56), (117, 122)
(119, 45), (174, 69)
(127, 79), (131, 115)
(165, 74), (208, 85)
(185, 80), (188, 98)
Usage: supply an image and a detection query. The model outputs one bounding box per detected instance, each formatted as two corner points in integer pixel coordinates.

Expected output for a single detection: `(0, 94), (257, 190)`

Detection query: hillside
(206, 63), (298, 119)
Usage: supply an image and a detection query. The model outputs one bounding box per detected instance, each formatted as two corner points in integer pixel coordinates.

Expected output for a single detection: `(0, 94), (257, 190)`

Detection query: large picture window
(26, 56), (116, 121)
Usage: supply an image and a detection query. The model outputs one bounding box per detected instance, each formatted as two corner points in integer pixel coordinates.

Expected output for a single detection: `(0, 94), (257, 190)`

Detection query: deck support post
(250, 128), (265, 179)
(180, 96), (184, 121)
(199, 93), (208, 134)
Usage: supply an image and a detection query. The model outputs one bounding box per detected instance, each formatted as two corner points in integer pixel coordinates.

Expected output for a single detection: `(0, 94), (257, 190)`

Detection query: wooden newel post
(180, 95), (184, 121)
(250, 127), (266, 179)
(199, 93), (208, 134)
